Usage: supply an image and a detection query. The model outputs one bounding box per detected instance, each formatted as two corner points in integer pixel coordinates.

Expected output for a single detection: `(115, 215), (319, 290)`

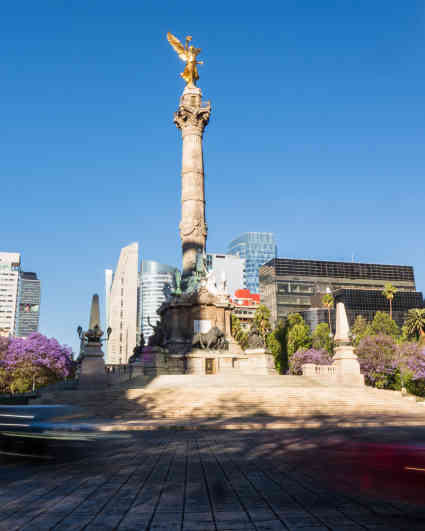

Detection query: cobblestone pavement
(1, 429), (425, 530)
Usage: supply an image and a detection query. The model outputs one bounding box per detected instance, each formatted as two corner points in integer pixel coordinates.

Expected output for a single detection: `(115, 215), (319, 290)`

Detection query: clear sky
(1, 1), (424, 353)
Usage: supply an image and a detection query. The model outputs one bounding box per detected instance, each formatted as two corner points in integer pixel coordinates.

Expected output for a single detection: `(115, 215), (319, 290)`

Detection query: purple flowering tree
(0, 336), (8, 359)
(355, 334), (400, 389)
(399, 342), (425, 397)
(0, 333), (75, 394)
(289, 348), (332, 375)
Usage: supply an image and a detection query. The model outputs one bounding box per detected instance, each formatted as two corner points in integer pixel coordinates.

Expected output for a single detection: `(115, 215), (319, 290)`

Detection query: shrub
(355, 334), (400, 389)
(289, 348), (332, 376)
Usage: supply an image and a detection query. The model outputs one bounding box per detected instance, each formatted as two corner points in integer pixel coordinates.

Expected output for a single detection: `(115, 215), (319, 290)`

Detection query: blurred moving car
(0, 405), (126, 459)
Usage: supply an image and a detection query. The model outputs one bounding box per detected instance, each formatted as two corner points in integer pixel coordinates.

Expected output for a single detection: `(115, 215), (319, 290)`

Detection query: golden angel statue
(167, 32), (203, 87)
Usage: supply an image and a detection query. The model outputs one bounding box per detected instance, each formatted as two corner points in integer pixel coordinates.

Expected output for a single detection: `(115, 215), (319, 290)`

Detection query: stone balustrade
(302, 361), (364, 386)
(302, 363), (337, 379)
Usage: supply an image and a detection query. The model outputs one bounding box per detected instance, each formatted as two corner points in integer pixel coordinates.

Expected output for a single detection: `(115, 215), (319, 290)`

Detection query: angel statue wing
(167, 32), (188, 62)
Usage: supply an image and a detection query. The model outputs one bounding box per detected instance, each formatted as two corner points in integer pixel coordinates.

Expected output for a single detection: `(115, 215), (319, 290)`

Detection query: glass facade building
(227, 233), (277, 294)
(260, 257), (422, 327)
(138, 260), (177, 343)
(334, 289), (424, 329)
(15, 272), (41, 338)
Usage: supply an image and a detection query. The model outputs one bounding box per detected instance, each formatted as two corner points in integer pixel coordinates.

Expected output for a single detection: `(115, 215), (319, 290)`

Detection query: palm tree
(321, 293), (334, 334)
(253, 304), (272, 344)
(404, 308), (425, 339)
(382, 283), (397, 320)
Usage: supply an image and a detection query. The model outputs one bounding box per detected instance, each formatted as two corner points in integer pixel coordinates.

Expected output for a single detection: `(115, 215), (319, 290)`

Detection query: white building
(0, 252), (21, 337)
(105, 242), (138, 364)
(206, 253), (245, 297)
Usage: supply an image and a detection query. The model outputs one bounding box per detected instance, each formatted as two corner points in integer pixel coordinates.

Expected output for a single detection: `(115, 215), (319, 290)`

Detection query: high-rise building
(260, 257), (422, 327)
(139, 260), (177, 343)
(104, 268), (113, 332)
(0, 253), (21, 337)
(206, 253), (245, 296)
(105, 242), (139, 364)
(15, 272), (41, 338)
(227, 232), (277, 294)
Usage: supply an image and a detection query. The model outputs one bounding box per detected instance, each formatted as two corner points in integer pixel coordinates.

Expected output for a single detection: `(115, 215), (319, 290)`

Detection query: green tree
(321, 293), (334, 333)
(312, 322), (333, 353)
(351, 315), (369, 346)
(404, 308), (425, 340)
(382, 283), (398, 320)
(253, 304), (272, 345)
(369, 311), (400, 338)
(231, 315), (249, 350)
(286, 314), (312, 357)
(267, 321), (285, 373)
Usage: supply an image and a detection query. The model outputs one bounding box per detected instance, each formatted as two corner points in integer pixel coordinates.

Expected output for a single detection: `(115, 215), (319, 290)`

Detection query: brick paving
(1, 429), (425, 530)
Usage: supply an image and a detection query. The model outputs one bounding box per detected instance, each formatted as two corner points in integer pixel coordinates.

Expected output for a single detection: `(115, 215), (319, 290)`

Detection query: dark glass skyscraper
(227, 233), (277, 294)
(15, 272), (41, 338)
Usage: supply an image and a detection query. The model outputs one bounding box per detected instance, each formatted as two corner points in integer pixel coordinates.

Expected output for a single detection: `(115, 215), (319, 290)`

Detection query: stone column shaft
(174, 86), (211, 276)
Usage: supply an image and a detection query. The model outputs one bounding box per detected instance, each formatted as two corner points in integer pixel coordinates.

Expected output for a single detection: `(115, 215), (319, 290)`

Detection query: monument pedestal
(185, 347), (276, 375)
(301, 302), (364, 386)
(244, 348), (277, 375)
(141, 347), (185, 376)
(159, 285), (234, 355)
(79, 343), (108, 389)
(333, 345), (364, 386)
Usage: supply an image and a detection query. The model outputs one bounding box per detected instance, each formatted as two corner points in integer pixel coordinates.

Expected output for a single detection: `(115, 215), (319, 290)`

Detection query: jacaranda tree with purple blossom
(289, 348), (332, 376)
(399, 341), (425, 397)
(355, 334), (400, 390)
(0, 333), (75, 394)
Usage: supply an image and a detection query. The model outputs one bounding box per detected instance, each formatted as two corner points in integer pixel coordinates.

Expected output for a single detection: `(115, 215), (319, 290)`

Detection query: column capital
(174, 103), (211, 134)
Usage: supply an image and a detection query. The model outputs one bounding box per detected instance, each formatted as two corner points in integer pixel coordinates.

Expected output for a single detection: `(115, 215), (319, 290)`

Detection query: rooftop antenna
(352, 253), (355, 263)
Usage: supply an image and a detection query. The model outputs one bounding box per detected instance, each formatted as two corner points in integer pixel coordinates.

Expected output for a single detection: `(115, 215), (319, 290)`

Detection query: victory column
(167, 32), (211, 278)
(136, 34), (275, 376)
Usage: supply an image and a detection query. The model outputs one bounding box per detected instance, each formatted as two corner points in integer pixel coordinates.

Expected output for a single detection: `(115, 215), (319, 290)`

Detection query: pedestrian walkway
(1, 429), (425, 530)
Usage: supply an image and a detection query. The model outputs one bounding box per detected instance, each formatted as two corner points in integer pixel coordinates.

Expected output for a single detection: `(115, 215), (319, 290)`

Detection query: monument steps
(35, 375), (425, 423)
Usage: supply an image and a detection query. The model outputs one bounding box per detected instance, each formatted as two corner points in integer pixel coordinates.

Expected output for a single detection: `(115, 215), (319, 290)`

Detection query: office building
(105, 242), (138, 364)
(15, 272), (41, 338)
(227, 232), (277, 294)
(260, 257), (421, 326)
(0, 252), (20, 337)
(334, 289), (423, 329)
(299, 308), (336, 333)
(105, 268), (113, 332)
(231, 289), (260, 330)
(206, 253), (245, 296)
(139, 260), (177, 343)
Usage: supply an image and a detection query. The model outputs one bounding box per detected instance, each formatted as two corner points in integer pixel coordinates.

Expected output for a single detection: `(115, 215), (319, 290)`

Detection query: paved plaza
(1, 427), (425, 530)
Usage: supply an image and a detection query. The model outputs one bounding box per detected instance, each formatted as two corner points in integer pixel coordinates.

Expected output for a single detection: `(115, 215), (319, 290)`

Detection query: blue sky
(1, 1), (424, 353)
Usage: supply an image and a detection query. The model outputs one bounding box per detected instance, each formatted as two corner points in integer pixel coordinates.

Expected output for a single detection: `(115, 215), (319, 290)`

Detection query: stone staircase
(34, 374), (425, 426)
